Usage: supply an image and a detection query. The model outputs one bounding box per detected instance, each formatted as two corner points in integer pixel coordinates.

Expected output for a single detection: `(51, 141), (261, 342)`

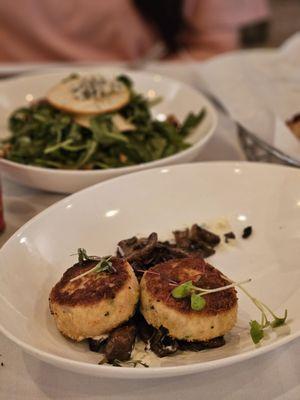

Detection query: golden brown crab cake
(140, 257), (237, 342)
(49, 257), (139, 341)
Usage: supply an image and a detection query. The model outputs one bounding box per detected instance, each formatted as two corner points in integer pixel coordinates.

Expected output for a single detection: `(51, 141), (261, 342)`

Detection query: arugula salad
(0, 74), (206, 170)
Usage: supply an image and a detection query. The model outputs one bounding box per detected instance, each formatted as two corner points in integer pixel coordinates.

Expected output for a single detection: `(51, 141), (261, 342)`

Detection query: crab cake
(49, 257), (139, 341)
(140, 257), (237, 342)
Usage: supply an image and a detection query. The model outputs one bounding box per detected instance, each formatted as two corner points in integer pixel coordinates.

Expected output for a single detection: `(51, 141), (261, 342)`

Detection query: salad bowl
(0, 68), (217, 193)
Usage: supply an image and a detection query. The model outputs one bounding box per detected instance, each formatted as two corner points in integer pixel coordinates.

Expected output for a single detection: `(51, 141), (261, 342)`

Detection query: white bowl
(0, 68), (217, 193)
(0, 162), (299, 379)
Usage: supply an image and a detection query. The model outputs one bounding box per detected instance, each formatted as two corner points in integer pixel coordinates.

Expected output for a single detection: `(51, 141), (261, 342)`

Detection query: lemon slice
(46, 75), (130, 115)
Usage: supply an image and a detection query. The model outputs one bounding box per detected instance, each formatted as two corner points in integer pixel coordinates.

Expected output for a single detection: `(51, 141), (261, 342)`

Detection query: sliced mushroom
(173, 225), (220, 258)
(118, 232), (158, 263)
(104, 322), (137, 362)
(88, 336), (108, 353)
(178, 336), (225, 351)
(136, 313), (155, 343)
(190, 224), (220, 247)
(173, 229), (190, 249)
(149, 326), (178, 358)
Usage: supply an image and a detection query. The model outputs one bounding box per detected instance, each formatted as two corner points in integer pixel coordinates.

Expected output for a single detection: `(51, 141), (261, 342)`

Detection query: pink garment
(0, 0), (270, 62)
(178, 0), (270, 60)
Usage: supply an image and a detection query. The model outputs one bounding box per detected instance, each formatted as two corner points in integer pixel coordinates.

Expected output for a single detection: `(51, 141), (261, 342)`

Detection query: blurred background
(0, 0), (299, 63)
(267, 0), (300, 46)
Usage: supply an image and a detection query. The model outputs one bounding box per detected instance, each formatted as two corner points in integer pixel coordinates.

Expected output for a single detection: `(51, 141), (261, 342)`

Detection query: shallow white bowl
(0, 68), (217, 193)
(0, 162), (300, 379)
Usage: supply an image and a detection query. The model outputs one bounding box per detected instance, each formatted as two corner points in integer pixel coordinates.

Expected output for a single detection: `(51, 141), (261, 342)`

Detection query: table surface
(0, 61), (300, 400)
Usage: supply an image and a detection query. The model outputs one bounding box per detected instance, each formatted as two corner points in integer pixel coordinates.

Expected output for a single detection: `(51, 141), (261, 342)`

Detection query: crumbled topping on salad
(72, 75), (124, 100)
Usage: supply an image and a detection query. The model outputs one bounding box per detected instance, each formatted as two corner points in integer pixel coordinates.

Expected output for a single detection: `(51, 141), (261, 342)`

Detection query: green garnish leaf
(77, 248), (89, 263)
(116, 75), (133, 89)
(190, 293), (206, 311)
(249, 320), (264, 344)
(171, 280), (193, 299)
(93, 257), (116, 274)
(71, 251), (115, 282)
(180, 109), (206, 137)
(271, 310), (288, 328)
(76, 248), (102, 263)
(75, 139), (97, 168)
(90, 115), (128, 145)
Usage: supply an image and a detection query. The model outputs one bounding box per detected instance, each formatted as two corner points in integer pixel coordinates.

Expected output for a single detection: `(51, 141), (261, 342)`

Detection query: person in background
(0, 0), (270, 63)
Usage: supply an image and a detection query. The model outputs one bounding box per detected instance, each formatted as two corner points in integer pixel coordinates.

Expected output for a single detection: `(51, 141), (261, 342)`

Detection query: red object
(0, 182), (5, 232)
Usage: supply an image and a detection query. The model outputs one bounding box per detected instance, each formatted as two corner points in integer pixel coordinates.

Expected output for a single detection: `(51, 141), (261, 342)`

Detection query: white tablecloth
(1, 52), (300, 399)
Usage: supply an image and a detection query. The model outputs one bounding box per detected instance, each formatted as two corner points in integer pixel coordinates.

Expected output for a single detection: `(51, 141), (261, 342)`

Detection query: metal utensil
(203, 90), (300, 167)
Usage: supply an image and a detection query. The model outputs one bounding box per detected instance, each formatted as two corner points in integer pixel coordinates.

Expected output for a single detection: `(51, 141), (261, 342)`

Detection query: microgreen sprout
(249, 320), (264, 344)
(171, 276), (288, 344)
(190, 292), (206, 311)
(77, 248), (89, 263)
(171, 278), (251, 309)
(70, 248), (115, 282)
(172, 280), (194, 299)
(234, 280), (288, 344)
(76, 247), (101, 263)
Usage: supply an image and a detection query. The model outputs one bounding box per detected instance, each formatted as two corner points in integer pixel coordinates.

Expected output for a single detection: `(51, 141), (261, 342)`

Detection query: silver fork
(202, 90), (300, 168)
